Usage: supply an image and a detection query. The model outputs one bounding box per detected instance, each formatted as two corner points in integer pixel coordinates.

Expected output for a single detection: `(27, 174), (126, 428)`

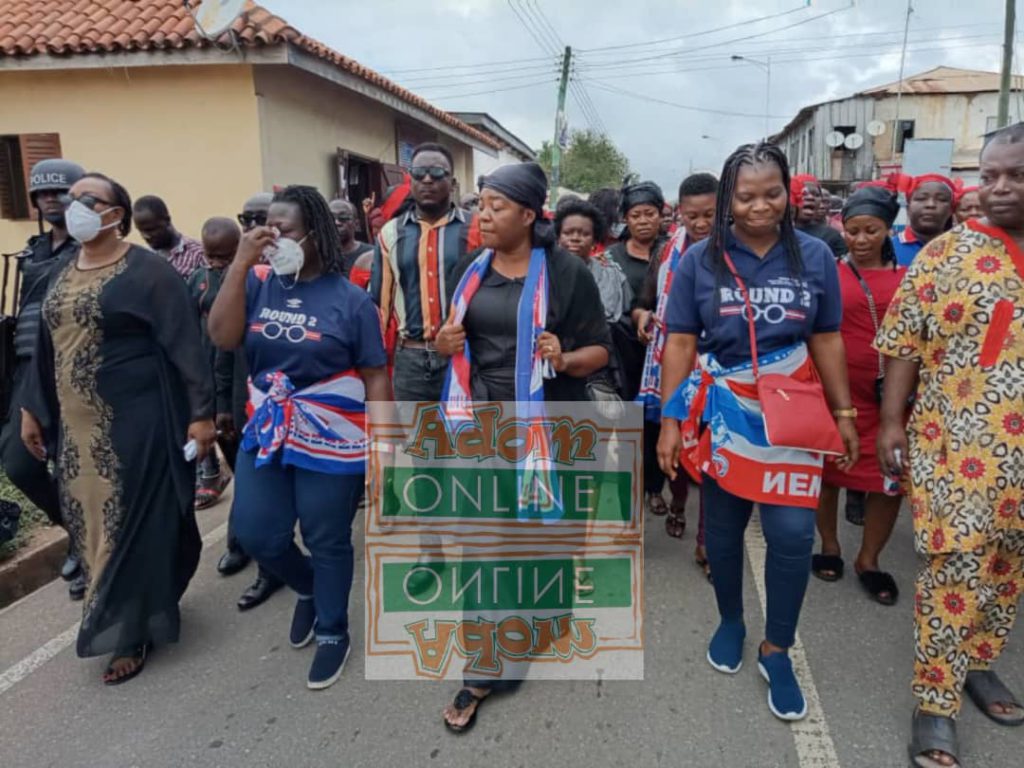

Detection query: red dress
(823, 261), (906, 492)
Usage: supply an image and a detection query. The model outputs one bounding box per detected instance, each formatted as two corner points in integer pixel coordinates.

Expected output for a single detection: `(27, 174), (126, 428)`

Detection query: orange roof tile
(0, 0), (500, 149)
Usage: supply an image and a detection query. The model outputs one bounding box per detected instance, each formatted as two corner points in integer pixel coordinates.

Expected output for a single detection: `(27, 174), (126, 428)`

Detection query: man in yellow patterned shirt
(876, 123), (1024, 768)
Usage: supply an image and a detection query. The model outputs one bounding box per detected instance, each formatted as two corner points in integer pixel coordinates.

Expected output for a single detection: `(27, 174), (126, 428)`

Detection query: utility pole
(997, 0), (1016, 128)
(550, 46), (572, 207)
(891, 0), (913, 160)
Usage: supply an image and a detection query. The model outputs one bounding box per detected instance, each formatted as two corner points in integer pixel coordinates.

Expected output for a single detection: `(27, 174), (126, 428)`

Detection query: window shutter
(0, 138), (20, 220)
(18, 133), (62, 218)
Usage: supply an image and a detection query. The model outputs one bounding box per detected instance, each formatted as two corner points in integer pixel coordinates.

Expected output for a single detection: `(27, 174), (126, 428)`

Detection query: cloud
(261, 0), (1009, 192)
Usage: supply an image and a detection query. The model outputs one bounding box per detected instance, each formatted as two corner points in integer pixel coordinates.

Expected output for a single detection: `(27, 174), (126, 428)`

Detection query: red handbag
(723, 253), (846, 456)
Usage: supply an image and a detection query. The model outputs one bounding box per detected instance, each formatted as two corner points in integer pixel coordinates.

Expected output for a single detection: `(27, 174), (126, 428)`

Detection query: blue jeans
(232, 449), (362, 639)
(702, 475), (815, 649)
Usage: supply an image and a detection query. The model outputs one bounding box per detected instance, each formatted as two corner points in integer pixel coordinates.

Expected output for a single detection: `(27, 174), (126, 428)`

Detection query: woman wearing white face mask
(208, 185), (391, 690)
(20, 173), (216, 685)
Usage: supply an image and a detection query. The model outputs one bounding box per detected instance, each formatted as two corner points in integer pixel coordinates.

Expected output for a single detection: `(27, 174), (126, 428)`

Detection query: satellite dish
(188, 0), (246, 39)
(844, 133), (864, 150)
(825, 131), (845, 148)
(867, 120), (886, 137)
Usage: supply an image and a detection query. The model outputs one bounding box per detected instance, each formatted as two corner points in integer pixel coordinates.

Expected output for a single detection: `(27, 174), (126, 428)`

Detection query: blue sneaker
(289, 597), (316, 649)
(707, 621), (746, 674)
(307, 634), (351, 690)
(758, 649), (808, 721)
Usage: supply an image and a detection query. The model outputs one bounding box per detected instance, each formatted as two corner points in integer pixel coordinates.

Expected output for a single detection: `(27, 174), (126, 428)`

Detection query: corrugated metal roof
(857, 66), (1024, 96)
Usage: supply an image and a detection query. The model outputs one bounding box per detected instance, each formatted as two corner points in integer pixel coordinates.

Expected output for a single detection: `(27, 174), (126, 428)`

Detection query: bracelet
(833, 408), (858, 419)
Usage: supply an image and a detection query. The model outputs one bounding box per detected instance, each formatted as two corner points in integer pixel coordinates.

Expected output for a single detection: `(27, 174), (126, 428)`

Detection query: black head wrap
(619, 180), (665, 216)
(480, 162), (554, 247)
(842, 186), (900, 228)
(842, 186), (900, 265)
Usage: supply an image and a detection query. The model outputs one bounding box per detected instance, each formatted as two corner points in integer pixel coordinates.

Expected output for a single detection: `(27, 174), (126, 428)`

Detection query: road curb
(0, 526), (68, 609)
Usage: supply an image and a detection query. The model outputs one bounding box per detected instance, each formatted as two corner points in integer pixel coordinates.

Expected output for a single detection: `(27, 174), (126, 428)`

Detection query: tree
(536, 129), (630, 194)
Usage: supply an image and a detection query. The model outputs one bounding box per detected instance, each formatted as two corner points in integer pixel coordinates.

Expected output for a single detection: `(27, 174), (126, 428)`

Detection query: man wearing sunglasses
(215, 190), (284, 611)
(370, 142), (481, 403)
(1, 158), (86, 601)
(329, 198), (373, 280)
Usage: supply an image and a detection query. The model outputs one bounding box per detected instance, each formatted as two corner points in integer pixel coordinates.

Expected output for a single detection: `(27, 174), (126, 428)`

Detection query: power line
(575, 2), (807, 56)
(409, 68), (562, 91)
(574, 2), (853, 70)
(581, 79), (795, 119)
(521, 0), (563, 54)
(506, 0), (559, 55)
(428, 79), (560, 101)
(378, 53), (556, 75)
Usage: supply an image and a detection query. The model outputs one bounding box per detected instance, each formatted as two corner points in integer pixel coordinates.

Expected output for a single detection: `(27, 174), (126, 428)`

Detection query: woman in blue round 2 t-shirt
(209, 185), (389, 692)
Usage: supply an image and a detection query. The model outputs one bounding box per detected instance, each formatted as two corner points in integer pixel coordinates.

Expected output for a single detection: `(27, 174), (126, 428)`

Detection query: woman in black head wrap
(812, 185), (905, 606)
(434, 162), (612, 733)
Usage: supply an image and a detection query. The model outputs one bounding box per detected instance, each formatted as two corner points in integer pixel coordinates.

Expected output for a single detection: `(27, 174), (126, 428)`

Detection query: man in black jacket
(1, 158), (85, 600)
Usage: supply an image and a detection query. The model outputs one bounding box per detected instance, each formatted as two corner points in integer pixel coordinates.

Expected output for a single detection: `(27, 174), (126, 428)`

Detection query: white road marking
(745, 515), (842, 768)
(0, 521), (228, 697)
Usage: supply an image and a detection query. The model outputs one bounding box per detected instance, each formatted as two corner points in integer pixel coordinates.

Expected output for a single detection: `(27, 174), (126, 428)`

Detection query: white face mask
(65, 200), (119, 243)
(266, 235), (307, 276)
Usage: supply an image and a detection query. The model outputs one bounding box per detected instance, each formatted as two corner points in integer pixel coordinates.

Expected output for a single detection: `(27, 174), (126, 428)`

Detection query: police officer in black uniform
(2, 158), (85, 600)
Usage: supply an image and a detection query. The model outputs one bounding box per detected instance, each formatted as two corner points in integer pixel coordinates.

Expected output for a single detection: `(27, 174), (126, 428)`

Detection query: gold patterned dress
(875, 219), (1024, 716)
(27, 246), (212, 657)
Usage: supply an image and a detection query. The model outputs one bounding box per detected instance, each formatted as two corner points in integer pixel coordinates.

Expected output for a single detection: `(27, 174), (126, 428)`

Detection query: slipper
(103, 642), (151, 686)
(811, 553), (844, 582)
(443, 688), (488, 734)
(858, 570), (899, 606)
(646, 493), (669, 517)
(964, 669), (1024, 726)
(665, 508), (686, 539)
(909, 709), (961, 768)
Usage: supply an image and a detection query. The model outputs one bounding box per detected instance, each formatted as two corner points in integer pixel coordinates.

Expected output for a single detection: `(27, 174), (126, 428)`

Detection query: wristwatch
(833, 408), (858, 419)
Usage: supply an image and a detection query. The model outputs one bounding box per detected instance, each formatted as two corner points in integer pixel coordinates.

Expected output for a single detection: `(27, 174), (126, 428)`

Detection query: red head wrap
(908, 173), (955, 199)
(789, 174), (819, 208)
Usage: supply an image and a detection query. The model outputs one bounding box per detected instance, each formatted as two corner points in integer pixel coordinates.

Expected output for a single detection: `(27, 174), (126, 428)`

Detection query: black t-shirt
(449, 247), (612, 402)
(797, 222), (847, 259)
(607, 237), (668, 310)
(340, 241), (374, 279)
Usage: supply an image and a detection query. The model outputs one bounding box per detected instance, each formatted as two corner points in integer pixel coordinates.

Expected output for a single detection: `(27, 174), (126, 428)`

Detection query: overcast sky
(260, 0), (1012, 195)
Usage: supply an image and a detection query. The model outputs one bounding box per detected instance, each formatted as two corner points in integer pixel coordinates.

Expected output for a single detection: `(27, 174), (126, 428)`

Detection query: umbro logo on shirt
(286, 298), (304, 309)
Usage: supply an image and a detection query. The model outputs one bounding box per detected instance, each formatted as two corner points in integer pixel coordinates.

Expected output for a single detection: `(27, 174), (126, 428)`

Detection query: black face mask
(43, 210), (66, 226)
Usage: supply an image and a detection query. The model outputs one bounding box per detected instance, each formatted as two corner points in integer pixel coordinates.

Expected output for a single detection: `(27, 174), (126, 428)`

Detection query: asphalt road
(0, 483), (1020, 768)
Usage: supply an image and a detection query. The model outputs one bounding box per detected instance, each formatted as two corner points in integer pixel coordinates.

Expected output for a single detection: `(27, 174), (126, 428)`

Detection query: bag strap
(842, 258), (885, 380)
(721, 251), (760, 380)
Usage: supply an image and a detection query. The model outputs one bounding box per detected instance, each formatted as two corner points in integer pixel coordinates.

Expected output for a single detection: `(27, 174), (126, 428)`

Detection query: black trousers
(1, 360), (61, 526)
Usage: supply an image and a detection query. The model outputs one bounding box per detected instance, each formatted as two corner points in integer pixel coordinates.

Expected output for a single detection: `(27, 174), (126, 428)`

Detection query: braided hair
(272, 185), (343, 274)
(706, 142), (803, 284)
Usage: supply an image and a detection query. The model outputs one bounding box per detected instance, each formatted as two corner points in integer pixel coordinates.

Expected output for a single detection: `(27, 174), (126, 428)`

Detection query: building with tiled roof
(0, 0), (501, 242)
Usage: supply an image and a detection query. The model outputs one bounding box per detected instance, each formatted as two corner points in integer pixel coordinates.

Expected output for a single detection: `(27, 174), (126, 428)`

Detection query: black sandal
(646, 493), (669, 517)
(964, 669), (1024, 726)
(811, 553), (844, 582)
(665, 508), (686, 538)
(444, 688), (488, 734)
(909, 709), (961, 768)
(103, 642), (151, 686)
(858, 570), (899, 606)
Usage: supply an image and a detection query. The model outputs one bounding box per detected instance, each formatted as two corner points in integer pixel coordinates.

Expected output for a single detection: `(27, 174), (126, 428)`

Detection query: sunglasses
(59, 192), (116, 211)
(333, 214), (355, 224)
(410, 165), (451, 182)
(237, 211), (268, 227)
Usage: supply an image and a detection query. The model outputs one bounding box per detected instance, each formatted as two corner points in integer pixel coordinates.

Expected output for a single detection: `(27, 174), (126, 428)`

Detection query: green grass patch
(0, 471), (50, 562)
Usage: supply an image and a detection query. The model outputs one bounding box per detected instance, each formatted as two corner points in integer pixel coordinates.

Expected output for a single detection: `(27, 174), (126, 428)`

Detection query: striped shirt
(370, 206), (481, 341)
(159, 234), (207, 279)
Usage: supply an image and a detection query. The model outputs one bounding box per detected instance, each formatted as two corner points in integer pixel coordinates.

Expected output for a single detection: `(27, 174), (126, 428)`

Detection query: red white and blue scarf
(242, 370), (368, 475)
(637, 228), (688, 422)
(663, 344), (824, 509)
(441, 248), (561, 518)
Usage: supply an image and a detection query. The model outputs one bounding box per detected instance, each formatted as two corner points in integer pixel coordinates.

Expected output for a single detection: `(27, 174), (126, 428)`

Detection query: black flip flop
(444, 688), (488, 734)
(909, 709), (961, 768)
(858, 570), (899, 606)
(811, 553), (844, 582)
(964, 669), (1024, 726)
(103, 642), (151, 686)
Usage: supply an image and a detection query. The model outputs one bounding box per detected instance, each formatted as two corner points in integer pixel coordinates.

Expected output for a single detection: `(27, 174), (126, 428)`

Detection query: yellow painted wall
(254, 65), (474, 198)
(0, 64), (262, 251)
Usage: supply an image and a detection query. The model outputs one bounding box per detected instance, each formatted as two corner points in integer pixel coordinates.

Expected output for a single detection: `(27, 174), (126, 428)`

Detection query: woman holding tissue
(21, 172), (214, 685)
(208, 185), (390, 691)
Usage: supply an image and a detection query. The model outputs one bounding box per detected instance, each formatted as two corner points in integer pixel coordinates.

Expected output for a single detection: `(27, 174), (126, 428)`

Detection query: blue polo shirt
(666, 229), (841, 368)
(245, 266), (386, 390)
(892, 228), (923, 267)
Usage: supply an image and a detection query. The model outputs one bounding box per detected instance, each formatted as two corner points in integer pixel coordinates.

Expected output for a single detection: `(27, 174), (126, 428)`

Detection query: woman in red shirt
(813, 186), (906, 605)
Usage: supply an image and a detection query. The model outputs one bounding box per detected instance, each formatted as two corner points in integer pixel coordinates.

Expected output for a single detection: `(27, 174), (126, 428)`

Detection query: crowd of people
(3, 123), (1024, 765)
